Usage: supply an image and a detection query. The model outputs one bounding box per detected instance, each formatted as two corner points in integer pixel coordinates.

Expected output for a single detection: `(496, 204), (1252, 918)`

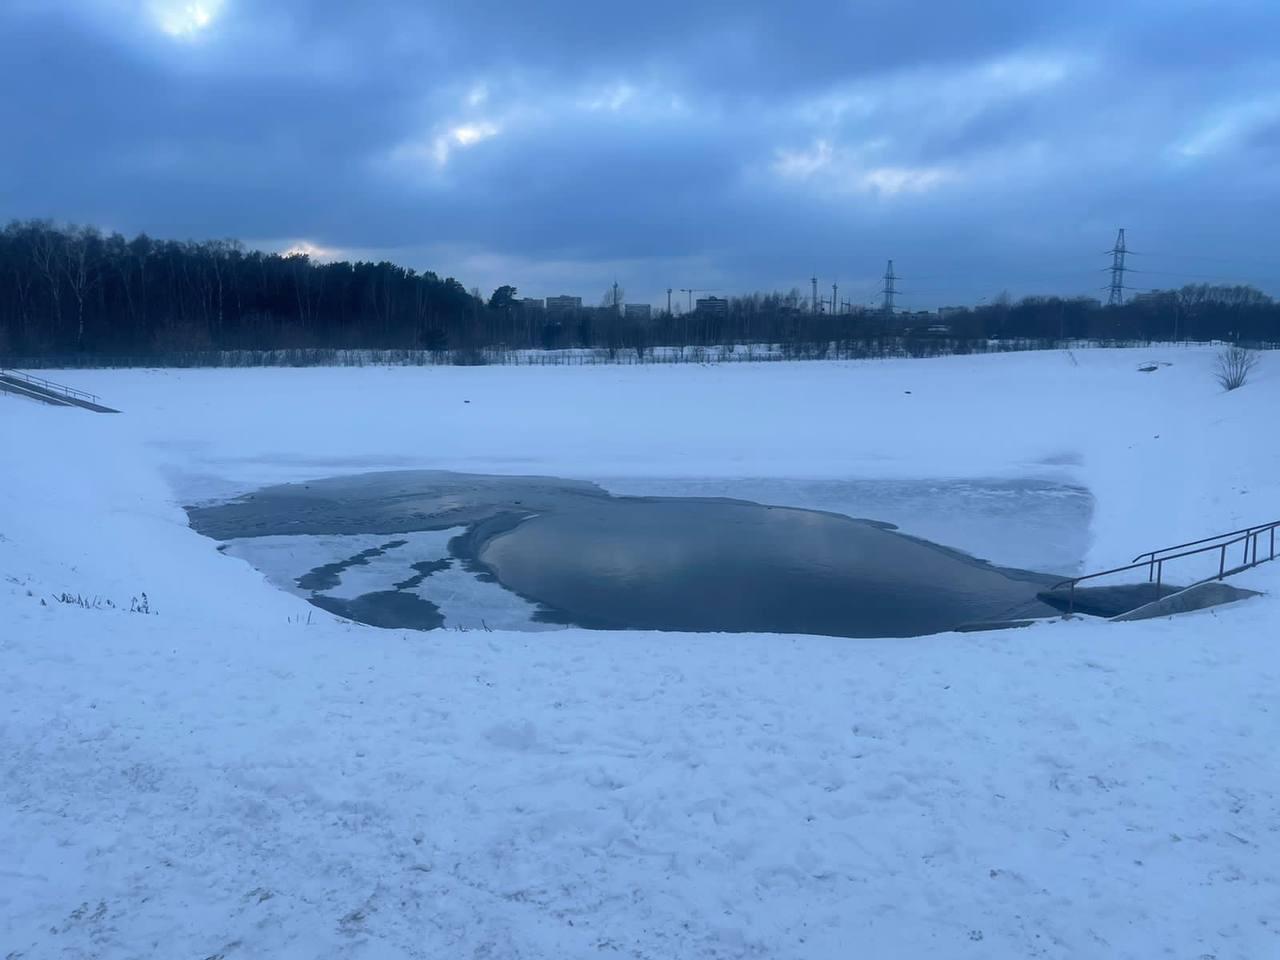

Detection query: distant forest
(1, 220), (1277, 361)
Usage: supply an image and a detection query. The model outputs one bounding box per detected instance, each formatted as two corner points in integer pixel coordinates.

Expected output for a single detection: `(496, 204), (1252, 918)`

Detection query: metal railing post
(1155, 560), (1163, 598)
(1220, 544), (1227, 579)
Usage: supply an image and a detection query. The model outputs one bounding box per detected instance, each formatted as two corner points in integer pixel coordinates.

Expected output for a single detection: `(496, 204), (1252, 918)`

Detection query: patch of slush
(595, 476), (1093, 574)
(220, 533), (400, 598)
(302, 531), (450, 599)
(408, 559), (558, 632)
(221, 529), (551, 631)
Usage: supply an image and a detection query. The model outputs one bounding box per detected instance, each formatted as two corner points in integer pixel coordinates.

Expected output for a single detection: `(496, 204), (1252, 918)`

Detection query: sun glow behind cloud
(279, 240), (337, 260)
(149, 0), (223, 39)
(433, 121), (501, 166)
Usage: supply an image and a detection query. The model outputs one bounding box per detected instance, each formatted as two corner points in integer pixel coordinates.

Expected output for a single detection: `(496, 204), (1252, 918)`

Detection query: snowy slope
(2, 347), (1278, 959)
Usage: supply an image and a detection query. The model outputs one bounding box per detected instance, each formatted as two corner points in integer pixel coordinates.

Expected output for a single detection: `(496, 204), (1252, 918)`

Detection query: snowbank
(2, 347), (1278, 959)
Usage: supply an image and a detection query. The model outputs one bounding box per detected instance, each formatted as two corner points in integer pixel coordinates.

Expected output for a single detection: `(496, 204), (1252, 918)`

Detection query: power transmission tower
(612, 280), (621, 313)
(1107, 228), (1128, 306)
(881, 260), (897, 316)
(811, 276), (818, 314)
(666, 287), (672, 316)
(832, 282), (838, 315)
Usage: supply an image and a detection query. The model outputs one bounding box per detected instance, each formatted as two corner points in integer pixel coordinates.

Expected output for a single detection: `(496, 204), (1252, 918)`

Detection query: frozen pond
(187, 470), (1091, 638)
(187, 471), (1090, 637)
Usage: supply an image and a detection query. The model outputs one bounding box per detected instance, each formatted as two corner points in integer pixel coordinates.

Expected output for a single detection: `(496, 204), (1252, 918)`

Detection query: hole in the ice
(187, 470), (1093, 638)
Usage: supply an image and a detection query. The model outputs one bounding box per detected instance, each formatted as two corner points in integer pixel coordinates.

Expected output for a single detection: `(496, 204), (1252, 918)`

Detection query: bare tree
(28, 222), (63, 336)
(4, 224), (35, 344)
(1215, 345), (1259, 391)
(60, 225), (101, 350)
(600, 284), (625, 312)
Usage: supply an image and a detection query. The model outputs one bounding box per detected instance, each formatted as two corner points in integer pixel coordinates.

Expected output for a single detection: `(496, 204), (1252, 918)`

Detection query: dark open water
(188, 470), (1071, 638)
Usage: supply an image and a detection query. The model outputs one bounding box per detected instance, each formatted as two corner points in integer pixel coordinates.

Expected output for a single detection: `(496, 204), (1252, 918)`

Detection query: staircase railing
(1133, 521), (1280, 575)
(0, 368), (101, 405)
(1051, 519), (1280, 616)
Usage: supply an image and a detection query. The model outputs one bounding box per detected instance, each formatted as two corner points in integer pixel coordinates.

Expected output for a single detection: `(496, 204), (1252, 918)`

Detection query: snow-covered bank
(3, 348), (1278, 958)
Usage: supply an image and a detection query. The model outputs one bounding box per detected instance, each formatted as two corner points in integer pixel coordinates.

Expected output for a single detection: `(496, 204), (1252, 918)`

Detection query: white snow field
(2, 347), (1278, 959)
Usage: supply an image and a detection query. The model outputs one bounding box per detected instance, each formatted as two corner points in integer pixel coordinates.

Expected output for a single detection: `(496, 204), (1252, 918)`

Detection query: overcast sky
(3, 0), (1279, 309)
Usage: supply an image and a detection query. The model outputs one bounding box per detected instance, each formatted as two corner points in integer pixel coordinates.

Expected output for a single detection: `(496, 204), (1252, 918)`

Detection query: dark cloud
(2, 0), (1278, 306)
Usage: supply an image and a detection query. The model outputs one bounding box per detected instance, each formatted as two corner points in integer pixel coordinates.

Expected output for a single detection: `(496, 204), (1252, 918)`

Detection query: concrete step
(1037, 582), (1187, 618)
(1110, 580), (1261, 622)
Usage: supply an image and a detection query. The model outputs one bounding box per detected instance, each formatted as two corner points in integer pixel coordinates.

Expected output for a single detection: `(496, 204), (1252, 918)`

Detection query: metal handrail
(0, 378), (72, 405)
(1051, 521), (1278, 616)
(0, 368), (99, 404)
(1133, 519), (1280, 565)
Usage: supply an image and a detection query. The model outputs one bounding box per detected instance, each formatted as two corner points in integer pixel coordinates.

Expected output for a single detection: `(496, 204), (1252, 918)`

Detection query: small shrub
(53, 592), (105, 610)
(50, 590), (156, 614)
(1215, 346), (1259, 391)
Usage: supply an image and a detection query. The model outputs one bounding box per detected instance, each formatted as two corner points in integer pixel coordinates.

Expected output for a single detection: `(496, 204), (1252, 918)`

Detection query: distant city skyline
(3, 1), (1279, 309)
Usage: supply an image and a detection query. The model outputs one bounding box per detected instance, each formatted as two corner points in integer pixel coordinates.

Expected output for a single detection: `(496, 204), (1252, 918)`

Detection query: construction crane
(679, 288), (719, 312)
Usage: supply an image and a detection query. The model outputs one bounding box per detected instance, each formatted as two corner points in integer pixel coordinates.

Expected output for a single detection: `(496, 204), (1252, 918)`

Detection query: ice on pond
(596, 476), (1092, 575)
(220, 528), (553, 631)
(193, 470), (1091, 638)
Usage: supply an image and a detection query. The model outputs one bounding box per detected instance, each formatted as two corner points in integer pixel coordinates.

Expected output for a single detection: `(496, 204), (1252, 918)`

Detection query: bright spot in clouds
(433, 121), (501, 167)
(859, 166), (954, 195)
(150, 0), (222, 38)
(775, 139), (835, 178)
(774, 139), (954, 195)
(280, 240), (334, 259)
(451, 122), (500, 147)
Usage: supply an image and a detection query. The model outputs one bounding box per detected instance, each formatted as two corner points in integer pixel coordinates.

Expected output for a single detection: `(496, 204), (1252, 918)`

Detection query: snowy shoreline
(3, 348), (1277, 958)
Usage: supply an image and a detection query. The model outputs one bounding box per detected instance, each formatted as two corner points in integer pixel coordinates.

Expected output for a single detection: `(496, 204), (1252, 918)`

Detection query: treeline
(630, 287), (1279, 350)
(1, 220), (1277, 359)
(0, 220), (484, 355)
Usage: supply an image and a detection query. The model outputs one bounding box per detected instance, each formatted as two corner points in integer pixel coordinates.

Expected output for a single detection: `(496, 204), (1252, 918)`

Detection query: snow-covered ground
(2, 347), (1278, 958)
